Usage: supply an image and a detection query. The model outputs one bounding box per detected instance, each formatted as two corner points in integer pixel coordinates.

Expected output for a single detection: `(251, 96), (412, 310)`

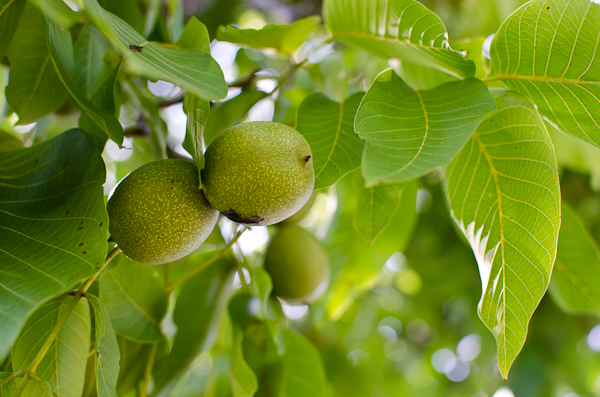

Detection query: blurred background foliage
(3, 0), (600, 396)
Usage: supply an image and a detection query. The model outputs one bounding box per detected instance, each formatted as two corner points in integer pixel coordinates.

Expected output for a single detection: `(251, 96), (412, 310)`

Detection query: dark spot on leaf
(99, 222), (103, 227)
(490, 119), (494, 122)
(80, 221), (84, 225)
(77, 273), (83, 276)
(97, 351), (100, 357)
(65, 210), (69, 215)
(547, 6), (549, 9)
(67, 277), (73, 282)
(35, 158), (39, 163)
(77, 226), (83, 231)
(83, 251), (87, 254)
(221, 210), (264, 225)
(95, 266), (99, 270)
(171, 180), (174, 183)
(79, 243), (84, 246)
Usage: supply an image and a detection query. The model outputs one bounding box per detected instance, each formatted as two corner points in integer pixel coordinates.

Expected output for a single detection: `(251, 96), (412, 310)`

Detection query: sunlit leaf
(87, 294), (120, 397)
(99, 258), (167, 343)
(356, 69), (495, 186)
(354, 182), (405, 246)
(550, 203), (600, 316)
(46, 19), (123, 145)
(5, 5), (68, 124)
(0, 0), (26, 61)
(217, 17), (320, 56)
(0, 129), (108, 362)
(324, 0), (475, 78)
(445, 92), (560, 379)
(296, 92), (364, 190)
(11, 295), (91, 397)
(81, 0), (228, 101)
(487, 0), (600, 147)
(152, 257), (235, 394)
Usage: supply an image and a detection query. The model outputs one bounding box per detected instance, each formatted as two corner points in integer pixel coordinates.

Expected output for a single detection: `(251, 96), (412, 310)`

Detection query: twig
(0, 371), (27, 388)
(166, 227), (248, 292)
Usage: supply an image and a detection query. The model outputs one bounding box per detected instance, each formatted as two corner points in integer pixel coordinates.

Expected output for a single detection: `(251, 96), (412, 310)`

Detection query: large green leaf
(46, 19), (123, 145)
(487, 0), (600, 147)
(5, 5), (68, 124)
(354, 182), (405, 246)
(0, 129), (108, 361)
(87, 294), (120, 397)
(11, 295), (91, 397)
(445, 92), (561, 379)
(296, 92), (364, 190)
(73, 23), (110, 100)
(152, 257), (234, 394)
(355, 69), (495, 186)
(217, 17), (320, 56)
(99, 258), (167, 343)
(0, 0), (26, 61)
(229, 326), (258, 397)
(80, 0), (228, 101)
(550, 204), (600, 316)
(324, 0), (475, 78)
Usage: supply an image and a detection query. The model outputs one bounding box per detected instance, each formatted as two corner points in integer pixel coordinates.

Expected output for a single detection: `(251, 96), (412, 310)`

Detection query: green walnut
(201, 121), (314, 226)
(263, 225), (329, 305)
(107, 159), (218, 265)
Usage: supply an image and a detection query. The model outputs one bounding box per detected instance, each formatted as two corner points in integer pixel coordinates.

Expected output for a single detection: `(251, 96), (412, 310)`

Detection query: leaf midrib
(0, 0), (17, 16)
(485, 73), (600, 86)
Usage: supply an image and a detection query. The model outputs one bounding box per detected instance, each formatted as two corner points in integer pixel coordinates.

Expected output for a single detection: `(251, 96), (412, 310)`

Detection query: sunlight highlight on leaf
(324, 0), (475, 78)
(445, 92), (560, 379)
(487, 0), (600, 147)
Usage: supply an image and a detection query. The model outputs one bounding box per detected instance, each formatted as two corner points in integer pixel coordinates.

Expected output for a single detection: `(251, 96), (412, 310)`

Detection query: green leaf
(115, 336), (152, 396)
(445, 92), (561, 379)
(5, 5), (68, 124)
(252, 267), (285, 354)
(204, 88), (267, 146)
(296, 92), (364, 190)
(354, 182), (405, 246)
(487, 0), (600, 148)
(217, 16), (320, 56)
(78, 65), (120, 151)
(99, 258), (167, 343)
(0, 0), (26, 61)
(87, 294), (120, 397)
(11, 295), (91, 397)
(327, 174), (419, 319)
(152, 257), (234, 394)
(178, 18), (211, 185)
(261, 330), (328, 397)
(81, 0), (228, 101)
(176, 17), (211, 53)
(355, 69), (495, 186)
(324, 0), (475, 78)
(0, 129), (108, 362)
(229, 326), (258, 397)
(46, 19), (124, 145)
(550, 203), (600, 316)
(74, 23), (111, 100)
(0, 131), (23, 152)
(394, 61), (457, 91)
